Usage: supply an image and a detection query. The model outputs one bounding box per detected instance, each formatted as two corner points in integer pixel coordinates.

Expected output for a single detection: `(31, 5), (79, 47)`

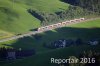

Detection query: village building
(7, 49), (16, 60)
(88, 40), (99, 45)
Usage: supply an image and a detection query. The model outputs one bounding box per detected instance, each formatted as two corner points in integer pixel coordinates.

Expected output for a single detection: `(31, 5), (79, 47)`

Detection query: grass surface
(0, 19), (100, 51)
(0, 1), (100, 66)
(0, 0), (69, 34)
(0, 18), (100, 66)
(0, 30), (14, 39)
(69, 19), (100, 28)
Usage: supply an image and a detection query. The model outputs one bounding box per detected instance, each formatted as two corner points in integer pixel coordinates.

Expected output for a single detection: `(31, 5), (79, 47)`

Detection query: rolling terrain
(0, 0), (100, 66)
(0, 0), (69, 34)
(0, 19), (100, 51)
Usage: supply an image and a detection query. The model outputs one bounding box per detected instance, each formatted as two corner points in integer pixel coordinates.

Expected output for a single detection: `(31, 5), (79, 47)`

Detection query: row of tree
(28, 5), (99, 26)
(61, 0), (100, 13)
(0, 47), (35, 60)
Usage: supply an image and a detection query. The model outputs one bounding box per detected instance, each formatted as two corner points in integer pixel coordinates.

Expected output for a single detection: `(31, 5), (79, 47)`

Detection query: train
(38, 18), (85, 31)
(0, 18), (85, 43)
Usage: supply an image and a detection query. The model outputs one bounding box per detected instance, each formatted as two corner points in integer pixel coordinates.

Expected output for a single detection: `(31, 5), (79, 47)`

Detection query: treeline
(61, 0), (100, 13)
(0, 47), (35, 60)
(28, 5), (99, 26)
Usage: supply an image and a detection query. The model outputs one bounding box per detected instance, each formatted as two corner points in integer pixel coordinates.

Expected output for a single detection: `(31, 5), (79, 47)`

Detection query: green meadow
(1, 19), (99, 66)
(0, 19), (100, 51)
(0, 0), (100, 66)
(0, 0), (69, 34)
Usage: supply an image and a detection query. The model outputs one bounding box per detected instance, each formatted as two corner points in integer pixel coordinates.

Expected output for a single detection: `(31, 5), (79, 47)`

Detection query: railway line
(0, 17), (99, 43)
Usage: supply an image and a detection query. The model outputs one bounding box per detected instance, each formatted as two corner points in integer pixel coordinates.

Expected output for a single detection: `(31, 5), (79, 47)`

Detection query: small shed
(7, 49), (16, 60)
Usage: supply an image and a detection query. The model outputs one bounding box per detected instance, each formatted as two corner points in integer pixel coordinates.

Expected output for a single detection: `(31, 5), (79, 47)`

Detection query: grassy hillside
(0, 30), (14, 39)
(0, 18), (100, 66)
(11, 0), (69, 12)
(0, 0), (69, 34)
(0, 19), (100, 51)
(0, 1), (100, 66)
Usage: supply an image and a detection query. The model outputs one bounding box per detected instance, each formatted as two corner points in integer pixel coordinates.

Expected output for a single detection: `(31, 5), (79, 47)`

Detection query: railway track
(0, 17), (99, 43)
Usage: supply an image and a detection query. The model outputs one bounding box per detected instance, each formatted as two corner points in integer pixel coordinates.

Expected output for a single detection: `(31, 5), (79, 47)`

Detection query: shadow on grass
(2, 27), (100, 51)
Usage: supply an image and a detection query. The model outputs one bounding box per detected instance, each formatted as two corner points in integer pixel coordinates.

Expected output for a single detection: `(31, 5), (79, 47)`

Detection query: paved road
(0, 18), (99, 43)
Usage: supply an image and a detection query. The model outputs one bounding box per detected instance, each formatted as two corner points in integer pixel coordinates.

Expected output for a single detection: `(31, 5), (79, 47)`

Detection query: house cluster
(47, 39), (80, 49)
(44, 38), (99, 49)
(38, 18), (85, 31)
(88, 39), (99, 45)
(0, 48), (35, 60)
(51, 39), (73, 48)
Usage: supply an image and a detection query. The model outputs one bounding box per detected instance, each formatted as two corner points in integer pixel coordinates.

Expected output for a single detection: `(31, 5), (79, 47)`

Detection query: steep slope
(0, 0), (69, 34)
(0, 0), (40, 34)
(0, 30), (14, 39)
(10, 0), (69, 12)
(0, 19), (100, 50)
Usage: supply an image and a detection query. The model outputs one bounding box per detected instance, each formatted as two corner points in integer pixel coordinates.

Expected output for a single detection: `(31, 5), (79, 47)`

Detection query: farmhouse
(88, 39), (99, 45)
(7, 49), (16, 60)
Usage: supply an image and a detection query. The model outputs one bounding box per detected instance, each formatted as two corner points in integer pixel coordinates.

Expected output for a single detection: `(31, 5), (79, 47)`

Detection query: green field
(0, 18), (100, 66)
(0, 0), (69, 34)
(70, 19), (100, 28)
(0, 0), (100, 66)
(0, 30), (14, 39)
(0, 19), (100, 51)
